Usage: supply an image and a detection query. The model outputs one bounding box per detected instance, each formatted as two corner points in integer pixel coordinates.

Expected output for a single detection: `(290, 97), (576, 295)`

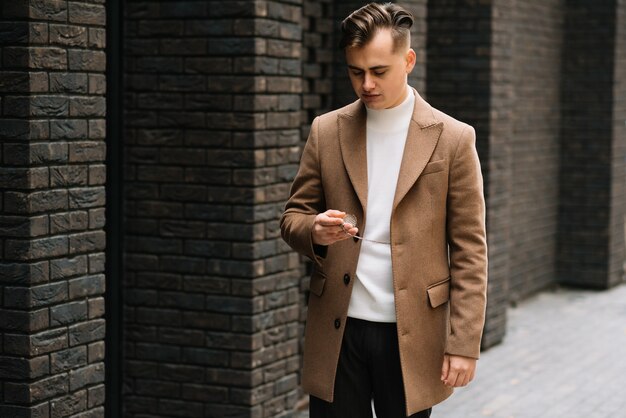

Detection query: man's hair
(339, 2), (414, 52)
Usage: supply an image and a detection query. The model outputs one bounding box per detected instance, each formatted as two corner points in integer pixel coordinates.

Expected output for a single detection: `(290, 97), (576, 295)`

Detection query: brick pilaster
(482, 0), (514, 348)
(558, 0), (626, 288)
(502, 0), (564, 301)
(0, 0), (107, 417)
(122, 1), (303, 417)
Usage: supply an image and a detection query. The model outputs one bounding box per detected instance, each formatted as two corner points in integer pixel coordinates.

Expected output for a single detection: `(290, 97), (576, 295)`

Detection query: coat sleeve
(280, 116), (327, 267)
(445, 124), (488, 359)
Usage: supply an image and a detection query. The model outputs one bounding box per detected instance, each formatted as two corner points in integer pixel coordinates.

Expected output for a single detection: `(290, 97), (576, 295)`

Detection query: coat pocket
(421, 159), (446, 175)
(309, 270), (327, 297)
(427, 276), (451, 308)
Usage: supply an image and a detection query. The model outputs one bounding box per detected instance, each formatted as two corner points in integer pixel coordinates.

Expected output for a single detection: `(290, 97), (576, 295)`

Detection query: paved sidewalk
(296, 283), (626, 418)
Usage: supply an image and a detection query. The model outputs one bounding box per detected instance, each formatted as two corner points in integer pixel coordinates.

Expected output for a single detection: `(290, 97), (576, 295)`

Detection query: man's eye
(374, 71), (386, 76)
(351, 71), (363, 76)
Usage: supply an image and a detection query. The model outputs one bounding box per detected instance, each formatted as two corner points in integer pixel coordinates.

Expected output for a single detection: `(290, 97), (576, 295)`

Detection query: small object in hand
(343, 213), (358, 228)
(341, 213), (390, 245)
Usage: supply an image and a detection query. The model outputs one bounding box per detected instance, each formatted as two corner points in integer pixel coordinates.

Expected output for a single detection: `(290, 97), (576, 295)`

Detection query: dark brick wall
(122, 0), (303, 417)
(0, 0), (107, 417)
(404, 0), (427, 95)
(508, 0), (563, 301)
(558, 0), (625, 288)
(483, 0), (515, 348)
(302, 0), (334, 124)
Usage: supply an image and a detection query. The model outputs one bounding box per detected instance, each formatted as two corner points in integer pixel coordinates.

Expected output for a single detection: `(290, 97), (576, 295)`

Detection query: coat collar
(337, 87), (443, 213)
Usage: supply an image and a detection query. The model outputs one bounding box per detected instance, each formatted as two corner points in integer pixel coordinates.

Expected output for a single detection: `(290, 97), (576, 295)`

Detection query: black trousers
(310, 317), (432, 418)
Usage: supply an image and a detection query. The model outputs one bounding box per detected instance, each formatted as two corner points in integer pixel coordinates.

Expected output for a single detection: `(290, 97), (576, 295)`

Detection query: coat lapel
(392, 89), (443, 211)
(338, 102), (368, 211)
(337, 89), (443, 214)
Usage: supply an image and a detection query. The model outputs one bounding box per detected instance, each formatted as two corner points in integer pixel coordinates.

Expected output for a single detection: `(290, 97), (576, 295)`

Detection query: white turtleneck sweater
(347, 85), (415, 323)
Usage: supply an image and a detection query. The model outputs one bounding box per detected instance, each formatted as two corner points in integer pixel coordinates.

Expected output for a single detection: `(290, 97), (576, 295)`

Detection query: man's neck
(385, 85), (409, 109)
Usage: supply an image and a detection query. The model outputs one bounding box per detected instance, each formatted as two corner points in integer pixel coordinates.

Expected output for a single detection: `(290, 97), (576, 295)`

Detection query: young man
(280, 3), (488, 417)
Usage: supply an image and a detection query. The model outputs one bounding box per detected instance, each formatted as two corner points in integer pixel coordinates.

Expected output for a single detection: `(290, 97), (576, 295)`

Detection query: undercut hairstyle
(339, 2), (414, 52)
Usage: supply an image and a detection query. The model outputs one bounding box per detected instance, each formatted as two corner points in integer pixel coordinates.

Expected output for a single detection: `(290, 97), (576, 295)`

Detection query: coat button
(343, 274), (350, 285)
(334, 318), (341, 329)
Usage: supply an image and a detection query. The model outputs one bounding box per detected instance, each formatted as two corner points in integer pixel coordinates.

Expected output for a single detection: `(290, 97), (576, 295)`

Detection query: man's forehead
(345, 49), (400, 69)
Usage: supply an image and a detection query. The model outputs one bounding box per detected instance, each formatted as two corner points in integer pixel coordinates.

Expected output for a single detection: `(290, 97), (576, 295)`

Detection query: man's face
(345, 29), (416, 110)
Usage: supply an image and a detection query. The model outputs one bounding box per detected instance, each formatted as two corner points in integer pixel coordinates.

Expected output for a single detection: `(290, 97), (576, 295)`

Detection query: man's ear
(405, 48), (417, 73)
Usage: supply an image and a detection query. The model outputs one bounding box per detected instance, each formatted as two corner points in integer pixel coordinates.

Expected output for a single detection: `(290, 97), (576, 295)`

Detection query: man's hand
(311, 210), (359, 246)
(441, 354), (476, 387)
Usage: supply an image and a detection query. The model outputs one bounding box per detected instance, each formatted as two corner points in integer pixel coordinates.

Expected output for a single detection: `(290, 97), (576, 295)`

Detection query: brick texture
(302, 0), (334, 125)
(122, 0), (303, 417)
(508, 0), (563, 301)
(558, 0), (626, 288)
(483, 0), (515, 348)
(0, 0), (107, 417)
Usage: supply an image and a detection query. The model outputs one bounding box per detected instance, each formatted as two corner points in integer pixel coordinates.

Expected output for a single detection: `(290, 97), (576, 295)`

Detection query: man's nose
(363, 74), (375, 91)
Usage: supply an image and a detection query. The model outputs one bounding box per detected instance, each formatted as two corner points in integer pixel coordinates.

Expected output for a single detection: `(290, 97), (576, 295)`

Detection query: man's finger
(444, 369), (459, 387)
(325, 209), (345, 218)
(441, 355), (449, 381)
(317, 215), (344, 226)
(444, 355), (477, 387)
(344, 226), (358, 236)
(455, 371), (468, 387)
(453, 371), (466, 387)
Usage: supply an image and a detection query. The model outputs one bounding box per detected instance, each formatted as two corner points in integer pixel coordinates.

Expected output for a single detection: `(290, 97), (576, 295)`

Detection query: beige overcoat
(280, 88), (488, 416)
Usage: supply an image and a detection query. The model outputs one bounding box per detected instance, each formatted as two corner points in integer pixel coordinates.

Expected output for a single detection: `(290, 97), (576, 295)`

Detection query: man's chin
(362, 98), (385, 109)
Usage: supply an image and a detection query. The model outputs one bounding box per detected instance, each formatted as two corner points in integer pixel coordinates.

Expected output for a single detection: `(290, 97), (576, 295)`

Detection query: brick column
(0, 0), (107, 417)
(507, 0), (563, 301)
(122, 1), (303, 417)
(482, 0), (514, 348)
(558, 0), (626, 288)
(427, 0), (512, 348)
